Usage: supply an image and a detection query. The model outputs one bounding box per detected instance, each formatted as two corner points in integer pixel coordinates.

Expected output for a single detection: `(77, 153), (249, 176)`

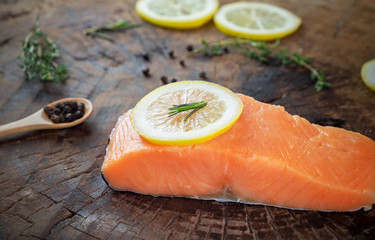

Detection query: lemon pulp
(214, 2), (301, 40)
(361, 59), (375, 92)
(136, 0), (219, 29)
(131, 81), (243, 145)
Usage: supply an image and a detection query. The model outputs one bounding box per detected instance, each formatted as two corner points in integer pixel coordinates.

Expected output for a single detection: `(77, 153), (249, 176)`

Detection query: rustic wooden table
(1, 0), (375, 239)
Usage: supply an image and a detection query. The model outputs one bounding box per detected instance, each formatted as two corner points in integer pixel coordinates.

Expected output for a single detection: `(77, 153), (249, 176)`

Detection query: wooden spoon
(0, 98), (93, 137)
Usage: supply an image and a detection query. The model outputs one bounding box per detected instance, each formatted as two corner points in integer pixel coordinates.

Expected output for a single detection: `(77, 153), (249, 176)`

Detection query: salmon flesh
(102, 94), (375, 211)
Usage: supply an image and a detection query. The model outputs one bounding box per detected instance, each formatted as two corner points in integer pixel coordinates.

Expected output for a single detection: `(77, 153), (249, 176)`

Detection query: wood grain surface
(1, 0), (375, 239)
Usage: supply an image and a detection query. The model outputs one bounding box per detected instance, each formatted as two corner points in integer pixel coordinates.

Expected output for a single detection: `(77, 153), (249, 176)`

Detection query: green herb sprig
(19, 18), (68, 82)
(83, 20), (140, 41)
(168, 101), (207, 122)
(190, 38), (331, 91)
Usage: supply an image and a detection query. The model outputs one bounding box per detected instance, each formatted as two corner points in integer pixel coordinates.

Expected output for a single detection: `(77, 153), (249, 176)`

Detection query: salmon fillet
(102, 94), (375, 211)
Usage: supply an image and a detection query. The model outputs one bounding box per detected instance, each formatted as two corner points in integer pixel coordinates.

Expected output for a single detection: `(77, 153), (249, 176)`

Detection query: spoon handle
(0, 110), (49, 137)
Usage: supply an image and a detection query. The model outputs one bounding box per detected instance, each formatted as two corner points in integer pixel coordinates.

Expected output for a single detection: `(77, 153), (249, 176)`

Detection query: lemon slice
(135, 0), (219, 29)
(214, 2), (301, 40)
(361, 59), (375, 92)
(131, 81), (243, 145)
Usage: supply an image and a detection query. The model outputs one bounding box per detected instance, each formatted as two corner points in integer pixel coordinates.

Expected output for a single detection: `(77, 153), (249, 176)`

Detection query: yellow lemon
(135, 0), (219, 29)
(131, 81), (243, 145)
(214, 2), (301, 40)
(361, 59), (375, 92)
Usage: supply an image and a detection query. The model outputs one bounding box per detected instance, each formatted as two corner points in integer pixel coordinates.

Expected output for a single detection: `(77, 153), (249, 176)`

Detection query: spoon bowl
(0, 97), (93, 137)
(41, 98), (93, 128)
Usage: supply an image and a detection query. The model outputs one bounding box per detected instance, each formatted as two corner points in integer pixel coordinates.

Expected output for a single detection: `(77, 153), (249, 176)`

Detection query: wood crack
(22, 234), (43, 240)
(66, 224), (101, 240)
(265, 207), (282, 240)
(148, 199), (167, 223)
(0, 197), (25, 215)
(87, 69), (108, 100)
(0, 10), (31, 21)
(244, 205), (257, 239)
(39, 191), (61, 204)
(164, 212), (178, 231)
(134, 197), (156, 219)
(19, 152), (43, 159)
(333, 0), (356, 38)
(287, 210), (321, 239)
(44, 207), (78, 239)
(184, 209), (201, 240)
(262, 94), (284, 104)
(45, 165), (98, 191)
(58, 44), (96, 62)
(0, 37), (12, 47)
(98, 50), (124, 66)
(221, 203), (227, 240)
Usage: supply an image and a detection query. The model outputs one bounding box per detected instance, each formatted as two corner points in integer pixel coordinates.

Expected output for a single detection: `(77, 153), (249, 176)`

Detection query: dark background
(1, 0), (374, 239)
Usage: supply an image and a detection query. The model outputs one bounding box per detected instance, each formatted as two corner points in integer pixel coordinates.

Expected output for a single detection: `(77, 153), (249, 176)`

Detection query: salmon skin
(102, 94), (375, 211)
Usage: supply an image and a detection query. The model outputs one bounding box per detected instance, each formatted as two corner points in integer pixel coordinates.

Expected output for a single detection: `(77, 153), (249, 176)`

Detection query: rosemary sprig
(19, 18), (68, 82)
(274, 49), (331, 91)
(189, 38), (330, 91)
(83, 20), (140, 40)
(168, 101), (207, 122)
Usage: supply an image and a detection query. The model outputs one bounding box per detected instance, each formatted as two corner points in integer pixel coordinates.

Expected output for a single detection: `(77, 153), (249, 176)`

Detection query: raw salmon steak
(102, 94), (375, 211)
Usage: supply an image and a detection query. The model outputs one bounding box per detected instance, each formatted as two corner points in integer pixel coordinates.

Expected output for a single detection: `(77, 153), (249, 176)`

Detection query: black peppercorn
(142, 53), (150, 62)
(51, 114), (61, 123)
(63, 105), (72, 113)
(199, 71), (207, 80)
(75, 110), (84, 119)
(161, 76), (168, 84)
(65, 113), (75, 122)
(53, 108), (61, 115)
(43, 106), (52, 113)
(179, 60), (185, 67)
(186, 45), (194, 52)
(77, 103), (85, 112)
(168, 50), (175, 59)
(55, 102), (63, 110)
(171, 78), (177, 83)
(60, 114), (66, 123)
(142, 68), (151, 77)
(44, 106), (53, 117)
(69, 101), (78, 111)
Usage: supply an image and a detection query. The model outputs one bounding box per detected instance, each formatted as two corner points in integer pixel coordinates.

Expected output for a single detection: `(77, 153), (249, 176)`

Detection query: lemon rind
(213, 2), (301, 41)
(136, 0), (219, 29)
(131, 81), (243, 145)
(361, 59), (375, 92)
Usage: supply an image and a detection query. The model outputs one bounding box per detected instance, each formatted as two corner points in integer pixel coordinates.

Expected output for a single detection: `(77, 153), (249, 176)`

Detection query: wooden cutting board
(0, 0), (374, 239)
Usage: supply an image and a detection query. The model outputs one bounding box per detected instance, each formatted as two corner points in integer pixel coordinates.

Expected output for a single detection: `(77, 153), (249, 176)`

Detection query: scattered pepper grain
(142, 68), (151, 77)
(161, 76), (168, 84)
(199, 71), (207, 80)
(168, 50), (175, 59)
(179, 60), (186, 67)
(142, 53), (150, 62)
(186, 45), (194, 52)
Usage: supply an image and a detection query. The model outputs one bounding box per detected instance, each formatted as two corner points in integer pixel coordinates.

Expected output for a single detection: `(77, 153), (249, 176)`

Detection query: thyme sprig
(19, 18), (68, 82)
(189, 38), (331, 91)
(168, 101), (207, 122)
(83, 20), (140, 40)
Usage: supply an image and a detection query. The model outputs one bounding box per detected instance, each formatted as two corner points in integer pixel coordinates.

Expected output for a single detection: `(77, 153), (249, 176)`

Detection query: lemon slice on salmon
(131, 81), (243, 145)
(361, 58), (375, 92)
(135, 0), (219, 29)
(214, 2), (301, 40)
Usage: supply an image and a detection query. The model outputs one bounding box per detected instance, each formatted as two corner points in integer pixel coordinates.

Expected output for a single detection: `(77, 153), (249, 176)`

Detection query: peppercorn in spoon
(0, 98), (93, 137)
